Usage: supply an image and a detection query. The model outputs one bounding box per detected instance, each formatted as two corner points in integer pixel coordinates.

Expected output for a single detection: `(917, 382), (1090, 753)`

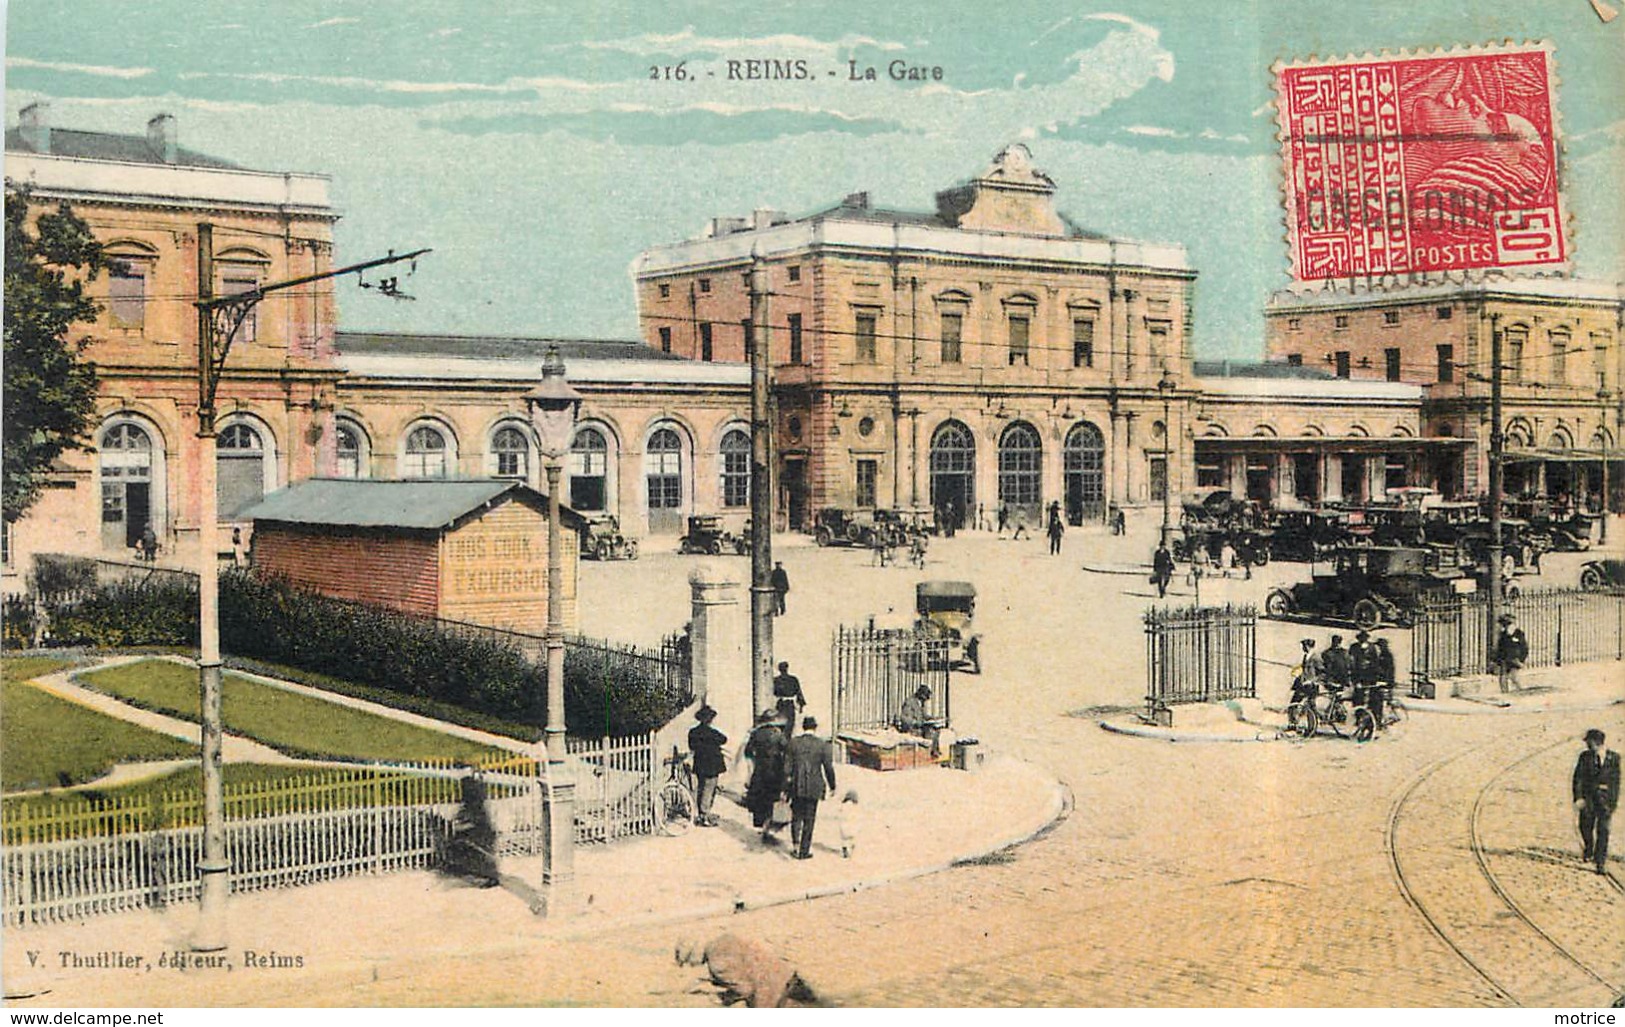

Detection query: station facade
(5, 110), (1621, 586)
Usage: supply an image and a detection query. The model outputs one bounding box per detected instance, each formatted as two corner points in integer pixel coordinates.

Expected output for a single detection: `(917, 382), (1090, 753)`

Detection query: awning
(1194, 436), (1473, 453)
(1503, 448), (1620, 464)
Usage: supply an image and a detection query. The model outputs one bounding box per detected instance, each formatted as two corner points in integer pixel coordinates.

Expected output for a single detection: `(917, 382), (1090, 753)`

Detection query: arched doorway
(928, 421), (975, 531)
(99, 420), (156, 551)
(217, 421), (268, 518)
(998, 421), (1043, 526)
(645, 426), (684, 533)
(570, 426), (610, 512)
(1064, 421), (1105, 524)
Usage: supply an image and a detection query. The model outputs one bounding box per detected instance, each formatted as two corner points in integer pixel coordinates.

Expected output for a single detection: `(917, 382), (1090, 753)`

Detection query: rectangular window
(1551, 336), (1568, 384)
(1072, 318), (1095, 368)
(658, 283), (671, 299)
(787, 313), (803, 364)
(1385, 456), (1408, 492)
(941, 312), (963, 364)
(742, 319), (752, 360)
(1195, 459), (1223, 489)
(1436, 306), (1453, 320)
(698, 278), (711, 294)
(722, 450), (750, 508)
(787, 265), (801, 283)
(700, 322), (713, 361)
(1437, 344), (1454, 383)
(223, 273), (257, 343)
(1385, 347), (1401, 382)
(1335, 351), (1351, 379)
(855, 460), (877, 508)
(1383, 310), (1400, 326)
(1334, 314), (1350, 330)
(1149, 457), (1168, 502)
(658, 326), (672, 353)
(855, 312), (877, 363)
(109, 262), (146, 328)
(1148, 323), (1170, 368)
(1, 517), (10, 569)
(1287, 353), (1303, 367)
(1288, 317), (1302, 331)
(1506, 332), (1525, 384)
(1008, 316), (1030, 366)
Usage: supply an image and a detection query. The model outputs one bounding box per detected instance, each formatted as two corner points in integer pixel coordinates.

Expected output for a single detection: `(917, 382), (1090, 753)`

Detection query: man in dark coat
(1495, 613), (1528, 692)
(743, 709), (788, 842)
(1323, 634), (1352, 695)
(1047, 505), (1065, 555)
(784, 716), (837, 860)
(1372, 637), (1397, 727)
(1152, 543), (1175, 598)
(770, 561), (790, 616)
(772, 661), (806, 737)
(1573, 728), (1620, 875)
(1350, 630), (1377, 710)
(687, 706), (727, 827)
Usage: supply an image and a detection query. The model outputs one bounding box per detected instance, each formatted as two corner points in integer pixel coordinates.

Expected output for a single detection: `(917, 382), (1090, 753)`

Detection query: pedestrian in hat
(1495, 613), (1527, 693)
(1350, 630), (1377, 713)
(784, 715), (836, 860)
(1291, 638), (1323, 707)
(1572, 729), (1619, 875)
(770, 561), (790, 616)
(772, 661), (806, 737)
(743, 708), (788, 842)
(687, 706), (727, 827)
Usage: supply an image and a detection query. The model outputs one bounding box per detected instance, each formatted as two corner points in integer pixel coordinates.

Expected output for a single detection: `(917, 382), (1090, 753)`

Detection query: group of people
(1288, 630), (1397, 726)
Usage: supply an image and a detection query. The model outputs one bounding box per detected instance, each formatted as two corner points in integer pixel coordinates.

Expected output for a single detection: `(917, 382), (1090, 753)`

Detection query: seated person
(896, 684), (943, 757)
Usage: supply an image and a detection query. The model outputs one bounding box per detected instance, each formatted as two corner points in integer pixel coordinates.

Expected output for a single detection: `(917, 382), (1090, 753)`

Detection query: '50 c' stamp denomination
(1274, 42), (1565, 281)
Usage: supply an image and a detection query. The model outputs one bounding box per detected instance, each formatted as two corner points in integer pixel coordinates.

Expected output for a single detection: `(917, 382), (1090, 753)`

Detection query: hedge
(37, 571), (689, 737)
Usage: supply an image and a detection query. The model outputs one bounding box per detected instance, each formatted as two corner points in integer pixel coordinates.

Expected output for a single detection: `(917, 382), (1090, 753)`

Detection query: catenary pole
(1487, 314), (1504, 671)
(749, 254), (775, 718)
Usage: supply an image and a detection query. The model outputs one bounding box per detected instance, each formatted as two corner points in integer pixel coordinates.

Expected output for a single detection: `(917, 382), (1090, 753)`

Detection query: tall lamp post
(1158, 367), (1177, 549)
(525, 345), (582, 916)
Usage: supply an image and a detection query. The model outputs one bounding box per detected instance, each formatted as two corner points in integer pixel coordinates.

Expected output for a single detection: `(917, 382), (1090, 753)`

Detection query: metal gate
(830, 624), (949, 735)
(1143, 603), (1257, 718)
(1410, 587), (1625, 693)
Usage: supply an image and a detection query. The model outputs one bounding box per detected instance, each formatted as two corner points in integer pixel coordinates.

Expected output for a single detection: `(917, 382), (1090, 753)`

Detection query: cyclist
(1370, 637), (1396, 729)
(1349, 629), (1377, 715)
(1289, 637), (1323, 707)
(1322, 634), (1352, 705)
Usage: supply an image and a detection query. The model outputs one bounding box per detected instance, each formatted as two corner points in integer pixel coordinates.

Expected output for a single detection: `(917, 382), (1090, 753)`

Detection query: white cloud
(308, 17), (360, 29)
(6, 56), (153, 79)
(1125, 124), (1181, 138)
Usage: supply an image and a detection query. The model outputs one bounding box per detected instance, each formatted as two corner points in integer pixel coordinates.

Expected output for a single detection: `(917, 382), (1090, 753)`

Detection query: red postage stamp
(1275, 43), (1565, 281)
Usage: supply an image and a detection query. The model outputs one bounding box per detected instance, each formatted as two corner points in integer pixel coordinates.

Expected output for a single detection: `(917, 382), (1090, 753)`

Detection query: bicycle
(1285, 680), (1356, 739)
(1351, 684), (1409, 743)
(655, 745), (697, 836)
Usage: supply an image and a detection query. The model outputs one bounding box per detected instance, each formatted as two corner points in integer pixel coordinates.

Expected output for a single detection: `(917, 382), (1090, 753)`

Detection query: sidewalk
(1097, 659), (1623, 742)
(1, 754), (1067, 1006)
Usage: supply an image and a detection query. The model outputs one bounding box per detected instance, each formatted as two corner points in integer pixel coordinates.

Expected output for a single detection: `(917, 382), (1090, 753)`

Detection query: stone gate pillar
(688, 565), (749, 739)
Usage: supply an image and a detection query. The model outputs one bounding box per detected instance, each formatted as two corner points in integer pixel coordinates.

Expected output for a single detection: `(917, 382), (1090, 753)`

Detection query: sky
(4, 0), (1621, 360)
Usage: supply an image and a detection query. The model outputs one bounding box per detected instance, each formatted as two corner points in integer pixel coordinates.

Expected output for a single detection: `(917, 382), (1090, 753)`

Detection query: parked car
(1264, 546), (1482, 630)
(1580, 558), (1625, 591)
(1265, 508), (1358, 562)
(812, 507), (880, 548)
(915, 580), (981, 673)
(579, 513), (638, 561)
(678, 515), (745, 556)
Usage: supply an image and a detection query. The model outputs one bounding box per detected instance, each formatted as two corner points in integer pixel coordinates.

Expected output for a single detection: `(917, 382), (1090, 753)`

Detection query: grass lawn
(1, 677), (194, 793)
(1, 655), (76, 683)
(76, 659), (510, 764)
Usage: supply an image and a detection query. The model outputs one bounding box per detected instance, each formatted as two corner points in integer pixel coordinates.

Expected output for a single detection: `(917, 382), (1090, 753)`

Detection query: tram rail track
(1386, 722), (1625, 1007)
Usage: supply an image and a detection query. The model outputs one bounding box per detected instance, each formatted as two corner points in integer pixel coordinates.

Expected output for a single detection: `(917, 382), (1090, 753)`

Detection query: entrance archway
(929, 420), (975, 530)
(998, 421), (1043, 526)
(1063, 421), (1105, 524)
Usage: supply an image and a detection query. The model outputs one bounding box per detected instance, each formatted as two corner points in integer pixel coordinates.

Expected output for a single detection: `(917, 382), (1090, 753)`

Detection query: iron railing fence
(1143, 603), (1258, 718)
(830, 624), (950, 736)
(2, 737), (655, 929)
(1410, 587), (1625, 692)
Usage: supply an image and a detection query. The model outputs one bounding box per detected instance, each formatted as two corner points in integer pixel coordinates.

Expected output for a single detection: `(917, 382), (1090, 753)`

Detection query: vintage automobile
(1456, 517), (1539, 578)
(1173, 490), (1271, 566)
(915, 580), (981, 673)
(677, 514), (746, 556)
(1506, 498), (1596, 553)
(812, 507), (881, 548)
(1580, 558), (1625, 591)
(1264, 546), (1483, 630)
(1264, 508), (1358, 562)
(578, 513), (639, 561)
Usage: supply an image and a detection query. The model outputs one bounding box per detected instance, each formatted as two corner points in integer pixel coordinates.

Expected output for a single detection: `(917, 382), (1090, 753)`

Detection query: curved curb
(548, 758), (1071, 941)
(1098, 718), (1281, 743)
(1079, 562), (1154, 577)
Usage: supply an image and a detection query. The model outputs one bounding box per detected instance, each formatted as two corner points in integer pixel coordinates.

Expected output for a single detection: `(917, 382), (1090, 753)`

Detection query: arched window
(998, 422), (1042, 517)
(491, 425), (530, 479)
(929, 420), (975, 529)
(570, 427), (610, 511)
(719, 429), (751, 508)
(218, 421), (267, 517)
(334, 420), (367, 479)
(100, 421), (155, 550)
(403, 424), (450, 479)
(645, 427), (684, 531)
(1063, 422), (1105, 523)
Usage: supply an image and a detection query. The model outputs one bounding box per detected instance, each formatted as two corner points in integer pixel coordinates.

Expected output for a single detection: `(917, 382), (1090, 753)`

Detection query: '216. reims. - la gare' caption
(648, 58), (945, 82)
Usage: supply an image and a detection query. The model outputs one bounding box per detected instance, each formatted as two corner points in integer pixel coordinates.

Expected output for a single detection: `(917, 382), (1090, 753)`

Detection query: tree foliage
(3, 188), (103, 522)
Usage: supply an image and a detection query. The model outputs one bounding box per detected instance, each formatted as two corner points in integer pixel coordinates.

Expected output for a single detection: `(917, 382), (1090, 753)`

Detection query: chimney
(842, 191), (870, 210)
(752, 208), (785, 231)
(18, 102), (50, 154)
(147, 113), (177, 163)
